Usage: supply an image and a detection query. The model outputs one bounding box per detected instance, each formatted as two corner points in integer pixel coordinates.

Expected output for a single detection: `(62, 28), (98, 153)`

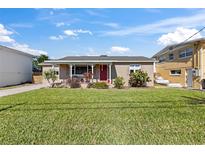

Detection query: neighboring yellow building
(152, 38), (205, 89)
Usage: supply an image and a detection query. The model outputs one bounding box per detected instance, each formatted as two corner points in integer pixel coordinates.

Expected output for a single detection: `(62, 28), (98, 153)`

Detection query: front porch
(57, 63), (112, 83)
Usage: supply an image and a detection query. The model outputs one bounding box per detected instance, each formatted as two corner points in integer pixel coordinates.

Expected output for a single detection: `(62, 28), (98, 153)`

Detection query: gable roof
(152, 38), (205, 58)
(58, 55), (154, 62)
(42, 55), (154, 65)
(0, 45), (34, 57)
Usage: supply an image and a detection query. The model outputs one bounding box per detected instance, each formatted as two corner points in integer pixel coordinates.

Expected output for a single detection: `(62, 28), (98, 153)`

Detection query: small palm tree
(44, 69), (57, 87)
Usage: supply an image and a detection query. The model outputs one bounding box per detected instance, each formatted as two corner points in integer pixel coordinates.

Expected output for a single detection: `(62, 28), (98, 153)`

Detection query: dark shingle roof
(58, 55), (154, 62)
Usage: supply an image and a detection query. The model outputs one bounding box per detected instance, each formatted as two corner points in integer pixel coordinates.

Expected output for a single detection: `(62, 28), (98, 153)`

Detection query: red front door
(100, 65), (107, 80)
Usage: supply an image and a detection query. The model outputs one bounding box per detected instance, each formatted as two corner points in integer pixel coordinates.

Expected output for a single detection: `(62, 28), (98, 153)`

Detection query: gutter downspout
(153, 61), (156, 73)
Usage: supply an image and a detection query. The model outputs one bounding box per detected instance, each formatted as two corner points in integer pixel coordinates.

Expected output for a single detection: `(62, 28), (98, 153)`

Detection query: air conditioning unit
(192, 69), (200, 77)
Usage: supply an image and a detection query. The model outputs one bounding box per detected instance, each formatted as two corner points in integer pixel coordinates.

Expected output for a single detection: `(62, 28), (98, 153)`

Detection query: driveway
(0, 84), (47, 97)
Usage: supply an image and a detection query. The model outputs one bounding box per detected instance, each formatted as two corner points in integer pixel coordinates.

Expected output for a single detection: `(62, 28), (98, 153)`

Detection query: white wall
(0, 47), (33, 87)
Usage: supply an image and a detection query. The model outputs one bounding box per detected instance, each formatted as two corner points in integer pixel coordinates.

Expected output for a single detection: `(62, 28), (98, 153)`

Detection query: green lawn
(0, 88), (205, 144)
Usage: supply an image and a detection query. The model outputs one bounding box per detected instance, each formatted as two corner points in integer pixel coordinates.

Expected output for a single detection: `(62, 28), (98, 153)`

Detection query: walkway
(0, 84), (47, 97)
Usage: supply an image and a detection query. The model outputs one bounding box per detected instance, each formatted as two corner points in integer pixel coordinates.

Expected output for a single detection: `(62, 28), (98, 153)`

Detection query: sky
(0, 8), (205, 59)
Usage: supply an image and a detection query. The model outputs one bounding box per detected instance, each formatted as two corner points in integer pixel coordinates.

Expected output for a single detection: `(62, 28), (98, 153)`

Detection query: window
(179, 50), (186, 58)
(179, 48), (193, 59)
(169, 53), (174, 60)
(129, 64), (141, 74)
(186, 48), (193, 57)
(159, 55), (166, 63)
(170, 70), (181, 76)
(72, 65), (92, 75)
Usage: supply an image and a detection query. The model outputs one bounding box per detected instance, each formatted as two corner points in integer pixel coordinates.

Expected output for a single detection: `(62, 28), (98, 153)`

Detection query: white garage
(0, 45), (33, 87)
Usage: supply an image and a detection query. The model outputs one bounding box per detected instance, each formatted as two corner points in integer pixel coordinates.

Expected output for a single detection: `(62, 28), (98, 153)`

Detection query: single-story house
(0, 45), (33, 87)
(41, 55), (155, 86)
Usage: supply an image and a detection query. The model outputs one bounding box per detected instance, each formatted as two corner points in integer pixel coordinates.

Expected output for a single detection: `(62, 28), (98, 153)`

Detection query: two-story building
(152, 38), (205, 89)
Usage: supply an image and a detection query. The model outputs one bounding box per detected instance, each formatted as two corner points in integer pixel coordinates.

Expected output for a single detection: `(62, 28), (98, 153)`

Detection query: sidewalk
(0, 84), (47, 97)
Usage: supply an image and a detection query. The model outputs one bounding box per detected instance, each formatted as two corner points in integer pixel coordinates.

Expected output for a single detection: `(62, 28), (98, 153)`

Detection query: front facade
(0, 45), (33, 87)
(153, 38), (205, 89)
(42, 55), (155, 86)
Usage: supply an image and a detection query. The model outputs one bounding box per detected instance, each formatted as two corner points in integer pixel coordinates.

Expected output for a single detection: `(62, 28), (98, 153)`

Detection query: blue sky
(0, 8), (205, 58)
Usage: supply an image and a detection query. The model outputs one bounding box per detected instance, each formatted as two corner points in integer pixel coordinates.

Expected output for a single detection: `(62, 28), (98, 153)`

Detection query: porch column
(70, 64), (73, 78)
(109, 64), (112, 83)
(91, 64), (94, 81)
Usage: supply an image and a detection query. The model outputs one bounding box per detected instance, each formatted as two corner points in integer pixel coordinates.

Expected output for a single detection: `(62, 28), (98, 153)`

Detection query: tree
(33, 54), (49, 72)
(129, 70), (151, 87)
(44, 69), (57, 87)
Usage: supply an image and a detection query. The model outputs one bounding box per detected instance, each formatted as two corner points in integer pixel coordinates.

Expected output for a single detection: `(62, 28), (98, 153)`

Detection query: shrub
(129, 70), (150, 87)
(113, 77), (125, 89)
(87, 82), (95, 88)
(87, 82), (109, 89)
(83, 72), (92, 83)
(44, 69), (57, 88)
(68, 78), (81, 88)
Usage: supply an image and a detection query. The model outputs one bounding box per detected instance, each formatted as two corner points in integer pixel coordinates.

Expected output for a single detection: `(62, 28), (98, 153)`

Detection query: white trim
(69, 64), (73, 78)
(91, 64), (94, 81)
(179, 55), (192, 59)
(44, 60), (154, 63)
(153, 61), (156, 73)
(109, 64), (112, 83)
(200, 47), (203, 89)
(169, 70), (181, 76)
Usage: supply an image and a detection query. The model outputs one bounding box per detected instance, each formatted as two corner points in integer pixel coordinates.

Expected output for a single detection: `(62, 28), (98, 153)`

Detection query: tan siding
(155, 42), (205, 89)
(156, 61), (192, 87)
(112, 62), (154, 86)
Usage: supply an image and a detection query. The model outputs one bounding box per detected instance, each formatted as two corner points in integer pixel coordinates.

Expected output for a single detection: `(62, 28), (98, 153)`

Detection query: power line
(174, 26), (205, 48)
(182, 26), (205, 43)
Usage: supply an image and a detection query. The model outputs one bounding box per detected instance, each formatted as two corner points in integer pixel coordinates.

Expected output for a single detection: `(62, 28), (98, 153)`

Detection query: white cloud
(157, 27), (202, 46)
(0, 23), (47, 56)
(85, 9), (106, 18)
(10, 43), (48, 56)
(104, 22), (120, 29)
(49, 35), (65, 40)
(0, 24), (14, 42)
(110, 46), (130, 53)
(0, 35), (15, 43)
(104, 10), (205, 36)
(64, 29), (92, 36)
(64, 30), (78, 36)
(50, 29), (92, 41)
(76, 29), (92, 35)
(0, 24), (13, 35)
(56, 22), (65, 27)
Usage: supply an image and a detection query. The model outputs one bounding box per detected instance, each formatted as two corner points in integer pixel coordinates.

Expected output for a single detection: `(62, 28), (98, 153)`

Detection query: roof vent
(100, 55), (108, 57)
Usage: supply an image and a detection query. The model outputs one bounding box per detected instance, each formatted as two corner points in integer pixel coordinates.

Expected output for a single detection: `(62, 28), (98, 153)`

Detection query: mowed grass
(0, 88), (205, 144)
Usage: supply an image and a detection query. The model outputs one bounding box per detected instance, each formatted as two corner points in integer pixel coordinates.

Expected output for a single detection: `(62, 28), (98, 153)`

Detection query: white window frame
(129, 64), (141, 74)
(179, 48), (193, 59)
(170, 70), (181, 76)
(168, 53), (174, 61)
